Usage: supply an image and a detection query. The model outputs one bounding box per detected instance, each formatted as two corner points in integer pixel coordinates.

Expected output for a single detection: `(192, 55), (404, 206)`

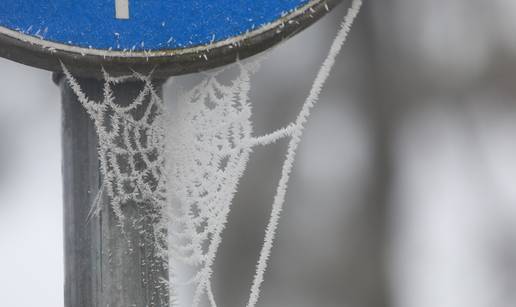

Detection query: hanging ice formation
(61, 0), (362, 306)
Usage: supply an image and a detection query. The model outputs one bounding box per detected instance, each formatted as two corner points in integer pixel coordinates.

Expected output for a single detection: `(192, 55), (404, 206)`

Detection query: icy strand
(60, 0), (362, 306)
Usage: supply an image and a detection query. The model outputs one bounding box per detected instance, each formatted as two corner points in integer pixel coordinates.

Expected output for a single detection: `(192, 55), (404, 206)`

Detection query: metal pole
(57, 74), (169, 307)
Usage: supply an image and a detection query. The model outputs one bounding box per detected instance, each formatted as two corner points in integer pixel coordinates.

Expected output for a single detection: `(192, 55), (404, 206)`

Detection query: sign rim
(0, 0), (344, 78)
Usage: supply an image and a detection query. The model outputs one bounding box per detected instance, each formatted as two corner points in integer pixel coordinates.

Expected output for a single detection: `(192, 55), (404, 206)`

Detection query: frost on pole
(0, 0), (363, 307)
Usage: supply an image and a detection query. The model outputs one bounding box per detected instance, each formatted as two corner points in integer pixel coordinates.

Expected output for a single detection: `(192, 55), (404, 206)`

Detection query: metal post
(57, 74), (169, 307)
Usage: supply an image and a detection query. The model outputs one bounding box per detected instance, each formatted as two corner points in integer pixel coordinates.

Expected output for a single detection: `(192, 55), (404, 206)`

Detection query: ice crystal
(61, 1), (362, 306)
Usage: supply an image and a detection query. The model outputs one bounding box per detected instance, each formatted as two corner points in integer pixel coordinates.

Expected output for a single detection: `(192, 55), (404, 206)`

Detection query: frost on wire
(61, 1), (362, 306)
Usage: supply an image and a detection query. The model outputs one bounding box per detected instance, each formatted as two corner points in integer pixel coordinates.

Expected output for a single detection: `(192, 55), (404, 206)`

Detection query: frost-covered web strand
(61, 64), (172, 302)
(61, 64), (168, 225)
(60, 0), (360, 305)
(165, 61), (260, 307)
(246, 1), (363, 306)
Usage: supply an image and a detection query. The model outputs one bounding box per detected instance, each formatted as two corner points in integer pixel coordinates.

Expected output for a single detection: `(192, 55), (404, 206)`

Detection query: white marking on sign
(115, 0), (129, 20)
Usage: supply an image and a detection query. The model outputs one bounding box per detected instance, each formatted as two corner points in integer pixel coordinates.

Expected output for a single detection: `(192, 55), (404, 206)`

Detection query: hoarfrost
(60, 1), (362, 305)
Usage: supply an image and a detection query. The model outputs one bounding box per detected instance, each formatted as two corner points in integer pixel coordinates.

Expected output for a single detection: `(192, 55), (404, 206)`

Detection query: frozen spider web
(61, 1), (362, 306)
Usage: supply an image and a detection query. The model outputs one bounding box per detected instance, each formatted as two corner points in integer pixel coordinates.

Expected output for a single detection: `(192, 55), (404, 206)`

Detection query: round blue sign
(0, 0), (343, 77)
(1, 0), (313, 51)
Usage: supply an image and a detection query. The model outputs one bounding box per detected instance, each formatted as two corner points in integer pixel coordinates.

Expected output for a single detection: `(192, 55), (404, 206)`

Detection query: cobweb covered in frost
(61, 1), (362, 306)
(61, 68), (168, 224)
(165, 61), (259, 307)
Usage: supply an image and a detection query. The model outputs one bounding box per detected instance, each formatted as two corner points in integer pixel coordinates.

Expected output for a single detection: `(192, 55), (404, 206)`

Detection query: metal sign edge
(0, 0), (344, 78)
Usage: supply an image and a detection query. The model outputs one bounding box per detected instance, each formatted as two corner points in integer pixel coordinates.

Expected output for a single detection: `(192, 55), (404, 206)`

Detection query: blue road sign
(0, 0), (314, 51)
(0, 0), (342, 77)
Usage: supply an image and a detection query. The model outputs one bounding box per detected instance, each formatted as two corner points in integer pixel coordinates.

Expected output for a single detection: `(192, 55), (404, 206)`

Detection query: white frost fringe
(59, 0), (362, 306)
(246, 1), (363, 306)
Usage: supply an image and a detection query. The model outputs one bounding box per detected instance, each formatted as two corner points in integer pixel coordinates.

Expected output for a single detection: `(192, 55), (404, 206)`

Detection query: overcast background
(2, 1), (516, 306)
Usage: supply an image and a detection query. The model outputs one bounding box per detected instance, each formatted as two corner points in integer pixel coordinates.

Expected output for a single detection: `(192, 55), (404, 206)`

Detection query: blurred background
(2, 0), (516, 306)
